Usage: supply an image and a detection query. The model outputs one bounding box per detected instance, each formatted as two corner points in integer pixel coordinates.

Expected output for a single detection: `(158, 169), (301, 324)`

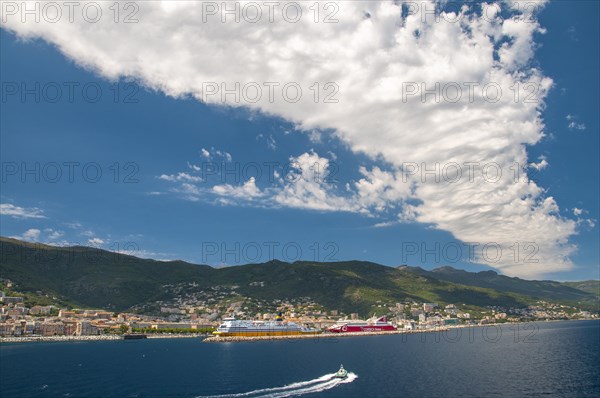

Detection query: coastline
(1, 319), (595, 344)
(203, 319), (598, 343)
(203, 327), (456, 343)
(0, 333), (205, 344)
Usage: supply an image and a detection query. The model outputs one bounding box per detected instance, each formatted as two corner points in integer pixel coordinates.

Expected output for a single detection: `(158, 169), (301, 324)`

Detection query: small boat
(123, 334), (147, 340)
(335, 364), (348, 379)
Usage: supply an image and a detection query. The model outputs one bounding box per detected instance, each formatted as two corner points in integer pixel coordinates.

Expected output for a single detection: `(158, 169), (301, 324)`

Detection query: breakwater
(204, 327), (450, 342)
(0, 333), (206, 344)
(0, 335), (123, 343)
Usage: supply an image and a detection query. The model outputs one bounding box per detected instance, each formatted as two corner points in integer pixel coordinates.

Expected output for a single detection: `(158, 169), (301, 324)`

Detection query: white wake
(197, 372), (357, 398)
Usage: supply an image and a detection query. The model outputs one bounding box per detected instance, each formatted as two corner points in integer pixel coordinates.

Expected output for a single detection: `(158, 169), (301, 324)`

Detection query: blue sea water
(1, 320), (598, 398)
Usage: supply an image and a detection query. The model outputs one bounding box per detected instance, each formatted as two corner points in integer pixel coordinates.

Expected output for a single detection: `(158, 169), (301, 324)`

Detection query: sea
(0, 320), (598, 398)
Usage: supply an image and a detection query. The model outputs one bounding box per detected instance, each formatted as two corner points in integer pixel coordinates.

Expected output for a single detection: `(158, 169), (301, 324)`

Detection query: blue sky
(0, 1), (598, 280)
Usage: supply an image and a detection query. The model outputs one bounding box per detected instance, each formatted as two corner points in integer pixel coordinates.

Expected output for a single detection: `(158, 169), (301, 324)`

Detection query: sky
(0, 1), (598, 281)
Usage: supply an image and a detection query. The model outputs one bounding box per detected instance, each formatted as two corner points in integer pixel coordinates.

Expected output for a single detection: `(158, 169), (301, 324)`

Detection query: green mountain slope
(562, 281), (600, 297)
(398, 265), (599, 307)
(0, 237), (214, 309)
(1, 237), (597, 314)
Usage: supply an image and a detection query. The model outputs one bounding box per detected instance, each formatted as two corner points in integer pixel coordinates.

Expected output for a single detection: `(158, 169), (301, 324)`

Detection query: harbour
(1, 321), (597, 397)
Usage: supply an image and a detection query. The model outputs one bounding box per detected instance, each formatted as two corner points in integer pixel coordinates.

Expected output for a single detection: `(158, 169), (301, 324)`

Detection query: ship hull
(328, 325), (397, 333)
(213, 330), (321, 337)
(214, 317), (322, 337)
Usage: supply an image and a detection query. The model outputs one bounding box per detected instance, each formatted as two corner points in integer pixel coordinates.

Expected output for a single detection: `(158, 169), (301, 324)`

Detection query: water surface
(1, 321), (598, 397)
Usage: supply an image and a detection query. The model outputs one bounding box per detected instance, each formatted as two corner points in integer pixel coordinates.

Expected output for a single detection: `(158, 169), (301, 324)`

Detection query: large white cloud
(1, 0), (577, 277)
(0, 203), (46, 219)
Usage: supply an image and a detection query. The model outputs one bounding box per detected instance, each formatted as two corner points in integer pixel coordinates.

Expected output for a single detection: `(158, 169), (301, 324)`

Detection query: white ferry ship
(213, 314), (321, 337)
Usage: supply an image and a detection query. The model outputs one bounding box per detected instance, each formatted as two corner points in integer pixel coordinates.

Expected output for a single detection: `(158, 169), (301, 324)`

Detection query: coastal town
(1, 282), (596, 340)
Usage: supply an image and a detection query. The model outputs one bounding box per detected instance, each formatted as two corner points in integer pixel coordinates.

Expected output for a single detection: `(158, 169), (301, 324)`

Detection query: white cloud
(266, 135), (277, 150)
(210, 151), (410, 214)
(215, 150), (233, 162)
(0, 203), (45, 219)
(45, 229), (65, 240)
(200, 147), (232, 162)
(158, 172), (202, 183)
(566, 114), (586, 131)
(272, 151), (359, 212)
(584, 219), (595, 228)
(64, 222), (83, 229)
(10, 228), (41, 241)
(10, 228), (74, 245)
(213, 177), (263, 199)
(353, 166), (413, 213)
(568, 121), (586, 131)
(571, 208), (596, 230)
(1, 1), (576, 277)
(187, 162), (201, 171)
(179, 183), (201, 197)
(530, 158), (548, 171)
(373, 221), (397, 228)
(256, 133), (277, 150)
(87, 237), (105, 246)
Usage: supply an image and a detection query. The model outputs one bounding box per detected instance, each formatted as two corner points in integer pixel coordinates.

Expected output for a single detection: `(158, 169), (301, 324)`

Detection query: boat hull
(213, 330), (321, 337)
(328, 325), (397, 333)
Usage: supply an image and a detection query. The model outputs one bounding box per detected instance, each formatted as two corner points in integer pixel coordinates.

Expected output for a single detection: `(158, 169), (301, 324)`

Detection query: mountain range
(0, 237), (598, 315)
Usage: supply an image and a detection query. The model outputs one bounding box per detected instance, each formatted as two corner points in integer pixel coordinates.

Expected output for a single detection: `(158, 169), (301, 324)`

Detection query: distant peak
(478, 270), (499, 276)
(266, 259), (288, 265)
(433, 266), (463, 273)
(397, 265), (425, 272)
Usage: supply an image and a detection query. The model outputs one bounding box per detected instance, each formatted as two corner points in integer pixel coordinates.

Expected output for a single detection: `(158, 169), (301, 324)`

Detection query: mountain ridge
(1, 237), (597, 315)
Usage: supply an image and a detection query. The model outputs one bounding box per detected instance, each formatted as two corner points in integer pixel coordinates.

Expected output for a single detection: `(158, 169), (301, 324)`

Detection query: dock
(203, 328), (450, 343)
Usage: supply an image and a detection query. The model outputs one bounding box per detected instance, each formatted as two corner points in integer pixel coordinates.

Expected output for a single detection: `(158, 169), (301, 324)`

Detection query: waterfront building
(76, 321), (99, 336)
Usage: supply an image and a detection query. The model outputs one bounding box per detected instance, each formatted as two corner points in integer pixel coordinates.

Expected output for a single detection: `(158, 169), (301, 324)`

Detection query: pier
(203, 327), (450, 343)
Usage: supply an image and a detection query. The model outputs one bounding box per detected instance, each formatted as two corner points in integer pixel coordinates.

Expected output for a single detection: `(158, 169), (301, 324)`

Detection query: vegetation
(1, 237), (598, 316)
(131, 327), (215, 334)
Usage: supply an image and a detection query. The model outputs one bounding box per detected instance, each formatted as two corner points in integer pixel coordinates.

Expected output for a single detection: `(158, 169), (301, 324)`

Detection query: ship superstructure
(328, 316), (397, 333)
(213, 315), (321, 337)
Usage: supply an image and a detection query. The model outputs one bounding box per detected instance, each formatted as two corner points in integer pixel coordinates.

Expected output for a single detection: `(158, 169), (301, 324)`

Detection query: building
(93, 311), (113, 320)
(0, 296), (24, 304)
(0, 322), (14, 336)
(59, 310), (76, 318)
(7, 306), (28, 317)
(63, 320), (78, 336)
(30, 306), (55, 315)
(402, 321), (416, 330)
(411, 309), (424, 317)
(76, 321), (99, 336)
(35, 321), (65, 336)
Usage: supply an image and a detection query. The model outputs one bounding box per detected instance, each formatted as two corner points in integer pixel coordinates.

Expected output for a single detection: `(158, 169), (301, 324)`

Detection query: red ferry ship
(328, 316), (397, 333)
